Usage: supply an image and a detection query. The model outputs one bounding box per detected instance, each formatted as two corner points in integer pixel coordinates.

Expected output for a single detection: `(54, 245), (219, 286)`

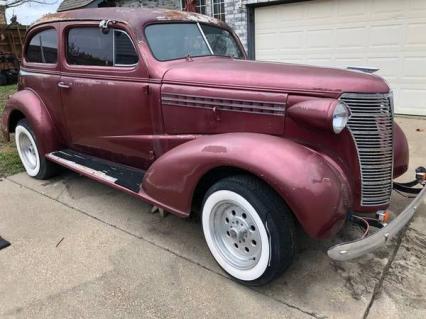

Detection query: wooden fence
(0, 23), (27, 60)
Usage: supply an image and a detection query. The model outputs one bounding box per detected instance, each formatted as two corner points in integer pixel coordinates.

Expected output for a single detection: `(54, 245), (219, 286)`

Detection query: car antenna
(185, 54), (193, 62)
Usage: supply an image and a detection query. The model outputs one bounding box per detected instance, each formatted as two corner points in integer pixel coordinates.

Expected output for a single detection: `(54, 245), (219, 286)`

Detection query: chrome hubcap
(210, 201), (262, 270)
(19, 132), (37, 170)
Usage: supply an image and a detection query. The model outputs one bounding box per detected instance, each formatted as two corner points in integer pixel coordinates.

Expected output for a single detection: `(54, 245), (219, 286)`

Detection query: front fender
(143, 133), (351, 239)
(393, 122), (409, 179)
(1, 89), (62, 155)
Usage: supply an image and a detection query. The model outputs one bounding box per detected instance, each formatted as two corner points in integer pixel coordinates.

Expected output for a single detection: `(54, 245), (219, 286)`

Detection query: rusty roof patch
(33, 7), (225, 28)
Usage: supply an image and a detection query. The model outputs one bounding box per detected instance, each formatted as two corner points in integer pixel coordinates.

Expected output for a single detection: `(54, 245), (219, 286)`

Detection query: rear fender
(1, 89), (62, 155)
(143, 133), (351, 239)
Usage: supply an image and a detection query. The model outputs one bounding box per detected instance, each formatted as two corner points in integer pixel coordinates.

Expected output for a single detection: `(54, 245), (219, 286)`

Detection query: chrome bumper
(328, 185), (426, 261)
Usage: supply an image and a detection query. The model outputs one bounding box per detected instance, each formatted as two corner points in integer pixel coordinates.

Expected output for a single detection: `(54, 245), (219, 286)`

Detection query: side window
(26, 29), (58, 64)
(66, 27), (138, 67)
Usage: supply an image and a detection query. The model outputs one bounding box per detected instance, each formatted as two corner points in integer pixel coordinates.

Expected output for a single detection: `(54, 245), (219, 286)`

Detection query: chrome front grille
(340, 93), (394, 206)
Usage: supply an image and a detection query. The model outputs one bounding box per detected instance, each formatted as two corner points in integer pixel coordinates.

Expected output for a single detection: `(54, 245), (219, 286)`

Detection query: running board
(46, 149), (145, 193)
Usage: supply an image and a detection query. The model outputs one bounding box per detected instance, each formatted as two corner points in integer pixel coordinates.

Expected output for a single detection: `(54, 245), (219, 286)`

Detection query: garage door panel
(398, 90), (426, 115)
(407, 23), (426, 47)
(370, 25), (402, 47)
(306, 1), (335, 19)
(304, 59), (331, 67)
(335, 27), (367, 48)
(410, 0), (426, 10)
(336, 0), (367, 16)
(403, 57), (426, 78)
(372, 0), (404, 13)
(307, 30), (333, 48)
(255, 0), (426, 115)
(276, 31), (304, 49)
(256, 34), (280, 50)
(334, 58), (367, 68)
(366, 58), (400, 79)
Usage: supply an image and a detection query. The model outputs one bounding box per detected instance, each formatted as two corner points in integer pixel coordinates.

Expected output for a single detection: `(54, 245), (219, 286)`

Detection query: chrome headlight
(332, 101), (350, 134)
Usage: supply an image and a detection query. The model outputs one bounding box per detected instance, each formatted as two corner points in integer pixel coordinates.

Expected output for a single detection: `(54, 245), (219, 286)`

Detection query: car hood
(162, 58), (389, 96)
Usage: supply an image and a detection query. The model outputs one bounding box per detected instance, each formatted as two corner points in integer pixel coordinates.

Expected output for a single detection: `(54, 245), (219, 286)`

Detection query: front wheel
(202, 175), (295, 286)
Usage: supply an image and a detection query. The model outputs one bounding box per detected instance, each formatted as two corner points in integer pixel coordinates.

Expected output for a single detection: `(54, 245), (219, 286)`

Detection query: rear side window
(66, 27), (138, 67)
(26, 29), (58, 64)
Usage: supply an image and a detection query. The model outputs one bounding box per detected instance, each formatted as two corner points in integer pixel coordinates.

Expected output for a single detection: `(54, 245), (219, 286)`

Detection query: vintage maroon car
(2, 8), (425, 285)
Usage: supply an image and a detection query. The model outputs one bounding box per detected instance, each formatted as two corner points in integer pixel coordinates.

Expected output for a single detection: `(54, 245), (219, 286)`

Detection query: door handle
(58, 81), (71, 89)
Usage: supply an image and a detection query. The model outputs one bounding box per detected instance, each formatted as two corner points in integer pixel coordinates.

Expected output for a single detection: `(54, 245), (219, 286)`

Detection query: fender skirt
(142, 133), (351, 239)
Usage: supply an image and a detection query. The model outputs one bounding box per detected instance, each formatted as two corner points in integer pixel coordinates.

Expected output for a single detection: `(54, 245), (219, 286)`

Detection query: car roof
(32, 7), (226, 29)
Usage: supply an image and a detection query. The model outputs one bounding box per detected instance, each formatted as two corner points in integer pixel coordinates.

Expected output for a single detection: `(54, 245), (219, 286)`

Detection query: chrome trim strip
(112, 29), (139, 67)
(328, 186), (426, 261)
(46, 152), (118, 184)
(19, 69), (58, 77)
(163, 92), (286, 106)
(161, 93), (286, 116)
(162, 97), (285, 112)
(20, 68), (154, 83)
(197, 22), (213, 54)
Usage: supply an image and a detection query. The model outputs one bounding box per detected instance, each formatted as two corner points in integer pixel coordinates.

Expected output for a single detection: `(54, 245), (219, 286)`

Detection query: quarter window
(26, 29), (58, 64)
(114, 31), (139, 65)
(201, 24), (243, 58)
(66, 27), (138, 67)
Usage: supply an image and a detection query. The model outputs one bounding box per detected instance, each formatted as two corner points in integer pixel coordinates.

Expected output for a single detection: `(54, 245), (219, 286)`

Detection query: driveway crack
(362, 225), (408, 319)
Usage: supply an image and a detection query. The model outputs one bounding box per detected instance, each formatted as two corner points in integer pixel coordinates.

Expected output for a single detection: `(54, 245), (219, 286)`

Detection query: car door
(21, 25), (67, 144)
(59, 22), (154, 169)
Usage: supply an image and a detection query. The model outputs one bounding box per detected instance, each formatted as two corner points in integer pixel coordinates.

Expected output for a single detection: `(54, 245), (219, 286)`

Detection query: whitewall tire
(202, 190), (270, 281)
(14, 119), (58, 180)
(201, 175), (295, 286)
(15, 123), (41, 177)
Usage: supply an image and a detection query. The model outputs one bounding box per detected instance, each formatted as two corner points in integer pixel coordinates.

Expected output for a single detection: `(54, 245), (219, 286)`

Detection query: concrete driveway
(0, 117), (425, 319)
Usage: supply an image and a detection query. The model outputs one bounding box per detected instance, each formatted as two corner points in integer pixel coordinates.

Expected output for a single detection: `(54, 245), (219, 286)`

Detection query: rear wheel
(15, 119), (58, 179)
(201, 175), (295, 286)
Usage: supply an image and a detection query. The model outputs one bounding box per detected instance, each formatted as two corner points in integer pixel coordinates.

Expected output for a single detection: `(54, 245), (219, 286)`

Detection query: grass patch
(0, 84), (23, 177)
(0, 149), (22, 177)
(0, 84), (16, 113)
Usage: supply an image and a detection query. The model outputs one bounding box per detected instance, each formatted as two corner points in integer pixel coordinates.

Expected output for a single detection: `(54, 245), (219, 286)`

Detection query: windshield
(145, 23), (244, 61)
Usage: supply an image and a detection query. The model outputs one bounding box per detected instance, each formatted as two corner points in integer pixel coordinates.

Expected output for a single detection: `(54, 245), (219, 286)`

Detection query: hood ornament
(346, 66), (380, 74)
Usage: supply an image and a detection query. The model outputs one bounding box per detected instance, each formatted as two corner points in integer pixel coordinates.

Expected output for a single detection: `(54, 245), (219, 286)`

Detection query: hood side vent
(162, 93), (285, 116)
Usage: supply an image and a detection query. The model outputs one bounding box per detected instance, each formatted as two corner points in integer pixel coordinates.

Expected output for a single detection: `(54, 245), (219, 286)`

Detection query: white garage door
(255, 0), (426, 115)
